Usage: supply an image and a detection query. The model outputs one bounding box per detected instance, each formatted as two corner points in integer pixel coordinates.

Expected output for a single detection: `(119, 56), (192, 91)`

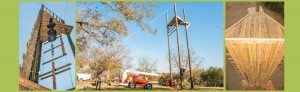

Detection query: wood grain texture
(226, 6), (284, 87)
(19, 77), (50, 90)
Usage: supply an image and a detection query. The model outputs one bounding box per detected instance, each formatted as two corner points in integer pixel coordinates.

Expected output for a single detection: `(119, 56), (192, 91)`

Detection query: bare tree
(168, 48), (205, 87)
(170, 48), (204, 72)
(76, 41), (131, 79)
(135, 56), (158, 73)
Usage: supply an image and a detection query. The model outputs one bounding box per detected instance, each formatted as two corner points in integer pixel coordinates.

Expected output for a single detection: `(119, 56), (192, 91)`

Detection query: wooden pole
(59, 34), (66, 55)
(66, 32), (75, 57)
(52, 62), (56, 90)
(166, 12), (173, 82)
(183, 8), (194, 89)
(174, 2), (183, 89)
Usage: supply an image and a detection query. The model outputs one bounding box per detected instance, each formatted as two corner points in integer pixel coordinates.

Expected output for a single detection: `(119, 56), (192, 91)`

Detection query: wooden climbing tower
(226, 6), (284, 88)
(166, 2), (193, 89)
(20, 4), (74, 90)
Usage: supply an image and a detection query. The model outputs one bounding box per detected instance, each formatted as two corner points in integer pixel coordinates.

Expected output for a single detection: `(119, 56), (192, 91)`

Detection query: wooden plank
(226, 14), (250, 33)
(226, 7), (284, 39)
(19, 77), (50, 90)
(226, 41), (284, 86)
(226, 38), (284, 43)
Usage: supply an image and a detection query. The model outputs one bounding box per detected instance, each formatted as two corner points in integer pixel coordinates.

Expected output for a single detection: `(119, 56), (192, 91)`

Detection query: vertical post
(66, 32), (75, 57)
(174, 2), (183, 89)
(183, 8), (194, 89)
(34, 42), (43, 83)
(166, 12), (173, 82)
(52, 62), (56, 90)
(59, 34), (66, 55)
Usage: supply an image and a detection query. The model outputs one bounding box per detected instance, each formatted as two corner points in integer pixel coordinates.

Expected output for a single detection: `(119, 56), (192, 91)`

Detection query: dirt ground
(225, 2), (284, 90)
(75, 80), (223, 91)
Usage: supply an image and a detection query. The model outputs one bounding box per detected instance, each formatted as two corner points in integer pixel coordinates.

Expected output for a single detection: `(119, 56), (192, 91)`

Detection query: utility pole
(173, 2), (183, 89)
(183, 8), (194, 89)
(166, 12), (173, 81)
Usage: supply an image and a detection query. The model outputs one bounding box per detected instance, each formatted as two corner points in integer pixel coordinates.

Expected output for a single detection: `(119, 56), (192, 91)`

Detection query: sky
(122, 2), (224, 73)
(19, 2), (75, 90)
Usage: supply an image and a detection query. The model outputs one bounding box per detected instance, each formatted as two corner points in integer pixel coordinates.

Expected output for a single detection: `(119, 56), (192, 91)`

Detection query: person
(144, 75), (148, 81)
(95, 71), (103, 90)
(180, 66), (186, 78)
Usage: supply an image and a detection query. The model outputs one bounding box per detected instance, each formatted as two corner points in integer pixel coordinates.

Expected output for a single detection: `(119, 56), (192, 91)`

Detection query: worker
(144, 75), (148, 81)
(180, 66), (186, 78)
(96, 70), (103, 90)
(168, 78), (172, 86)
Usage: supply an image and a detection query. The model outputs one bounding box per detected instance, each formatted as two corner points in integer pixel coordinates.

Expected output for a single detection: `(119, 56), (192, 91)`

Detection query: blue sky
(19, 2), (75, 90)
(122, 2), (224, 72)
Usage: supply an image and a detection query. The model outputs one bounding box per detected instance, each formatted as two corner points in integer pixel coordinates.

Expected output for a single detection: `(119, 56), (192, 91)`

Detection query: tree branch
(100, 2), (118, 12)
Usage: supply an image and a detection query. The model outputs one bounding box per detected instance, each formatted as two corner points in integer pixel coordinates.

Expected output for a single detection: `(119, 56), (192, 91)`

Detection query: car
(76, 73), (91, 82)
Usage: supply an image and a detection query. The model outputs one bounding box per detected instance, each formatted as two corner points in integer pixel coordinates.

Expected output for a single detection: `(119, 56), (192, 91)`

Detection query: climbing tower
(20, 4), (75, 90)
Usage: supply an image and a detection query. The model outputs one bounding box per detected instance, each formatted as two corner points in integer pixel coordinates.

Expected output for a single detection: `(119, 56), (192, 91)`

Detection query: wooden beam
(168, 29), (176, 36)
(226, 38), (284, 43)
(43, 37), (58, 45)
(66, 33), (75, 57)
(59, 34), (66, 55)
(264, 13), (284, 29)
(42, 54), (67, 65)
(19, 77), (50, 90)
(51, 62), (56, 90)
(226, 14), (250, 32)
(43, 44), (61, 53)
(166, 11), (173, 81)
(173, 2), (183, 89)
(41, 68), (71, 80)
(167, 16), (189, 27)
(39, 63), (71, 77)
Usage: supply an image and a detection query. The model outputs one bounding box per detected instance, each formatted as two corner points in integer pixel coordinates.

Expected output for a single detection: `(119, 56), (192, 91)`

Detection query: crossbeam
(41, 68), (71, 80)
(43, 37), (59, 45)
(42, 54), (67, 65)
(226, 38), (284, 43)
(43, 45), (61, 53)
(168, 28), (176, 36)
(39, 63), (71, 77)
